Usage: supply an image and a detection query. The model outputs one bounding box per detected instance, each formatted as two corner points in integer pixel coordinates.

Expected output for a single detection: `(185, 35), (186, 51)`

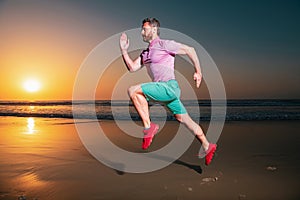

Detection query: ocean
(0, 99), (299, 121)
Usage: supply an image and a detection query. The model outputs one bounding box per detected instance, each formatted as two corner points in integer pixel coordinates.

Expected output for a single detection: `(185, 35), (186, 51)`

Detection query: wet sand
(0, 117), (299, 200)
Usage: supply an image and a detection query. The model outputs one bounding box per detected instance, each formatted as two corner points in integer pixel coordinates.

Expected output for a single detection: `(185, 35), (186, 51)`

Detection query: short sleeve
(163, 40), (181, 55)
(140, 48), (150, 65)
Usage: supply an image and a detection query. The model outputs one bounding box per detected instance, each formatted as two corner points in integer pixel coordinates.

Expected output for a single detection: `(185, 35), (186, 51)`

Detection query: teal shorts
(141, 80), (187, 114)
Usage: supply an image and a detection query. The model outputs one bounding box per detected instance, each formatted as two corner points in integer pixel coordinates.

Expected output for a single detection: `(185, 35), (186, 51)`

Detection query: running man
(119, 18), (217, 165)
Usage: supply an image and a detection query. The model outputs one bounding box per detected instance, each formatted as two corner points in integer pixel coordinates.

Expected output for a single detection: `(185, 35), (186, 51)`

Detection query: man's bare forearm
(186, 47), (202, 75)
(121, 50), (141, 72)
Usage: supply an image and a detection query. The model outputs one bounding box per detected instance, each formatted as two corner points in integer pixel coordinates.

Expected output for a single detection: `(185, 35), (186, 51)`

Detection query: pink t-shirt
(140, 37), (181, 82)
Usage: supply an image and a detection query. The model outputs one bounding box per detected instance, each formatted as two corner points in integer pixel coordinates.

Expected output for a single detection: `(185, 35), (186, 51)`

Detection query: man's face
(141, 22), (155, 42)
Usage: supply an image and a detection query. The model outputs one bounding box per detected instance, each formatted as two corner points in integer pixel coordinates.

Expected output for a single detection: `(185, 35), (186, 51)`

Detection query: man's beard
(142, 33), (153, 42)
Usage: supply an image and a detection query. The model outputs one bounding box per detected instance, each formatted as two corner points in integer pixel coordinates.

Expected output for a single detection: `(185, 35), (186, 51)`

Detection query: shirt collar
(149, 37), (160, 47)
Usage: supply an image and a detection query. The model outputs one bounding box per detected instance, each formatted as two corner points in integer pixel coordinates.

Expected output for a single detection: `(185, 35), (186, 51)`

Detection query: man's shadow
(110, 153), (202, 175)
(173, 159), (202, 174)
(145, 153), (202, 174)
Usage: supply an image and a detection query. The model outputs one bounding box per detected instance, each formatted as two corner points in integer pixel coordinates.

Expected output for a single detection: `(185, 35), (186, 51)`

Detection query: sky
(0, 0), (299, 100)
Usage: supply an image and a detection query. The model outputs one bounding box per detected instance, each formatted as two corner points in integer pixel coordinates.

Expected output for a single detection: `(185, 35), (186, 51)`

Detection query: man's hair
(142, 17), (160, 35)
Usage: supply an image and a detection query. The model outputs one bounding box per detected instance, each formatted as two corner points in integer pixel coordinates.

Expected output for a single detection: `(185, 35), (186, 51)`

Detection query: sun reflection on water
(27, 117), (35, 134)
(29, 105), (35, 111)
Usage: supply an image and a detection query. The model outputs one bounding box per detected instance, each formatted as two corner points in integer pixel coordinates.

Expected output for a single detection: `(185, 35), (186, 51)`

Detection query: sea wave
(0, 100), (299, 121)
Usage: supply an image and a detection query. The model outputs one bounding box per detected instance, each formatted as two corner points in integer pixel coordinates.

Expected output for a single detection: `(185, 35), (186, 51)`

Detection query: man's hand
(193, 72), (202, 88)
(120, 33), (129, 51)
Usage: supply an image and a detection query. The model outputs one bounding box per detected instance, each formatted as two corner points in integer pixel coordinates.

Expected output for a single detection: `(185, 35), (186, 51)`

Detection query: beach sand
(0, 116), (299, 200)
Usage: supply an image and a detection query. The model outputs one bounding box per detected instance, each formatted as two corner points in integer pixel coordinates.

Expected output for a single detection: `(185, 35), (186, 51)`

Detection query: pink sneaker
(205, 143), (217, 165)
(142, 122), (159, 150)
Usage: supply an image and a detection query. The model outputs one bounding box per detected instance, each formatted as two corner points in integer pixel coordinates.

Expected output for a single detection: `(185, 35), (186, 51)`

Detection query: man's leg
(128, 84), (159, 150)
(175, 113), (217, 165)
(128, 84), (151, 128)
(175, 113), (209, 150)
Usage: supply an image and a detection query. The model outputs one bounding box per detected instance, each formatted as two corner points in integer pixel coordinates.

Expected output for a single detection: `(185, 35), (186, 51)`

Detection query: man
(119, 18), (217, 165)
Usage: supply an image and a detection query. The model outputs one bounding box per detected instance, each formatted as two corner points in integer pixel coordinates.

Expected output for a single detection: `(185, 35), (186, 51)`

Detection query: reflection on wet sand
(0, 117), (86, 200)
(0, 117), (299, 200)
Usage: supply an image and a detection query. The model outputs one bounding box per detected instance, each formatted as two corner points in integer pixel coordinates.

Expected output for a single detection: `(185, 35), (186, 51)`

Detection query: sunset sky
(0, 0), (299, 100)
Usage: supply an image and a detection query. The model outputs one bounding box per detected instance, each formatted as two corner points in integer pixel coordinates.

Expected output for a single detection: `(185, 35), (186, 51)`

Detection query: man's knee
(175, 114), (184, 123)
(175, 113), (191, 124)
(127, 86), (135, 98)
(128, 85), (142, 99)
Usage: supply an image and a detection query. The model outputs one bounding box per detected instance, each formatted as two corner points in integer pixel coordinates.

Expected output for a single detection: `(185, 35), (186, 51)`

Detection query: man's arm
(177, 44), (202, 88)
(119, 33), (142, 72)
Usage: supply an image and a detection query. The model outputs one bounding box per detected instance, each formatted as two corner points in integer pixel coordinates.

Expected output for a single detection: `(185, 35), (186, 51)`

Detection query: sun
(23, 79), (41, 93)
